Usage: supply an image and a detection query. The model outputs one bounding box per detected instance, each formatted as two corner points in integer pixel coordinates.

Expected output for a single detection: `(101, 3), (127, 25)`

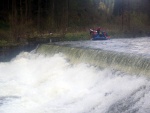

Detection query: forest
(0, 0), (150, 44)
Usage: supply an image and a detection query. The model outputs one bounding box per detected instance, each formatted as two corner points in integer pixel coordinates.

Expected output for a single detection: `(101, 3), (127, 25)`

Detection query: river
(0, 37), (150, 113)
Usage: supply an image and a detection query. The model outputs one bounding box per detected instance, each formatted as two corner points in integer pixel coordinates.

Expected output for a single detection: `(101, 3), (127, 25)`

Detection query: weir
(36, 44), (150, 77)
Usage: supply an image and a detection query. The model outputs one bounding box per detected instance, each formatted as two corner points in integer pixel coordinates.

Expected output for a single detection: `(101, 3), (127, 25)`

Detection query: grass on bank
(64, 32), (90, 41)
(0, 39), (20, 47)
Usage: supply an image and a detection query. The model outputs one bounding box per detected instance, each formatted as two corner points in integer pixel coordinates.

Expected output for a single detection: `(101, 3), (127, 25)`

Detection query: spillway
(0, 38), (150, 113)
(36, 44), (150, 77)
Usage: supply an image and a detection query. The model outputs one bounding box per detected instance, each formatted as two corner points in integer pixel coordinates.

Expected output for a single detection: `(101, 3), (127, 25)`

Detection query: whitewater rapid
(0, 52), (150, 113)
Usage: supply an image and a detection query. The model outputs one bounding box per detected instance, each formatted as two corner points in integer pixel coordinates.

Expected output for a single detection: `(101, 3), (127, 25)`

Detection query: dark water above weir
(0, 38), (150, 113)
(0, 44), (37, 62)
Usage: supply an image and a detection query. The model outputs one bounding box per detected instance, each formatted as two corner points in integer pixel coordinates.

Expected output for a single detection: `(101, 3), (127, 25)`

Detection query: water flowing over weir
(1, 38), (150, 113)
(36, 44), (150, 76)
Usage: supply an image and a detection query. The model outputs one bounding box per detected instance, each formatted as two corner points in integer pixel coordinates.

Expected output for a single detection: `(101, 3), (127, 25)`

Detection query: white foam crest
(0, 52), (149, 113)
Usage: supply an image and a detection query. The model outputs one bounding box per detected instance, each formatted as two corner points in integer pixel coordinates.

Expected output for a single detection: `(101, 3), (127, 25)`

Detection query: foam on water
(0, 52), (150, 113)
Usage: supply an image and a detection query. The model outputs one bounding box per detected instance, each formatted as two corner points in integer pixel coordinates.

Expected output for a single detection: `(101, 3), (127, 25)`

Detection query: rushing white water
(0, 52), (150, 113)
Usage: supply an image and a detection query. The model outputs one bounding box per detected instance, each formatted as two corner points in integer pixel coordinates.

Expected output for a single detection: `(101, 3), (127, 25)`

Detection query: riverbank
(0, 28), (150, 62)
(1, 25), (150, 48)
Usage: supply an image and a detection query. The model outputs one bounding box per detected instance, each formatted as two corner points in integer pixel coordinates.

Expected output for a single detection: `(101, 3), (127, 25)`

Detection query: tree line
(0, 0), (150, 42)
